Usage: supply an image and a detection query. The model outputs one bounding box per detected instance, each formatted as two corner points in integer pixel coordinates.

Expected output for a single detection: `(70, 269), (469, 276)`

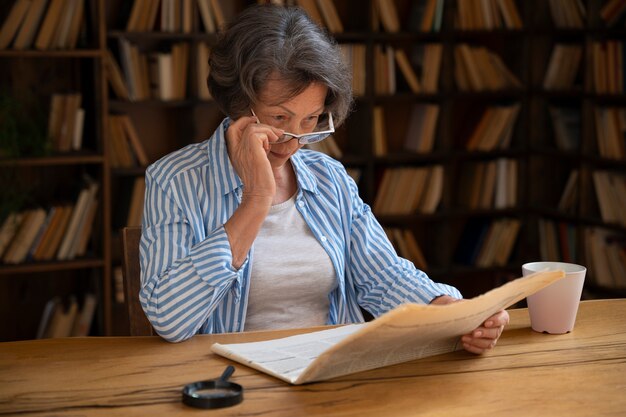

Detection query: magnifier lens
(192, 387), (239, 398)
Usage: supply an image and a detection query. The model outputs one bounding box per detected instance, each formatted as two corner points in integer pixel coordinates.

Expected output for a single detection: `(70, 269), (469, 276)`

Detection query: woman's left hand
(430, 295), (510, 354)
(460, 309), (509, 354)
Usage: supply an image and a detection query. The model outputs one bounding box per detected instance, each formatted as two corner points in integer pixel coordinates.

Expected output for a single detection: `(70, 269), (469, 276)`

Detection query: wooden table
(1, 299), (625, 416)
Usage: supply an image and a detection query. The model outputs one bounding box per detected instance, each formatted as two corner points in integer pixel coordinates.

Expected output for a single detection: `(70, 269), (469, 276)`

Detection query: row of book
(339, 44), (366, 97)
(594, 107), (626, 160)
(37, 293), (97, 338)
(454, 44), (522, 91)
(455, 0), (523, 30)
(548, 0), (586, 29)
(457, 158), (518, 210)
(538, 219), (577, 264)
(48, 93), (84, 153)
(372, 105), (440, 156)
(465, 103), (520, 152)
(126, 0), (227, 33)
(384, 227), (428, 271)
(119, 40), (190, 101)
(0, 180), (99, 264)
(107, 42), (212, 101)
(294, 0), (343, 33)
(373, 44), (442, 95)
(373, 0), (444, 33)
(550, 106), (581, 152)
(558, 170), (579, 214)
(108, 114), (149, 168)
(592, 170), (626, 227)
(543, 44), (583, 90)
(0, 0), (85, 50)
(600, 0), (626, 27)
(373, 165), (444, 216)
(585, 227), (626, 289)
(591, 40), (624, 95)
(454, 218), (521, 267)
(536, 220), (625, 290)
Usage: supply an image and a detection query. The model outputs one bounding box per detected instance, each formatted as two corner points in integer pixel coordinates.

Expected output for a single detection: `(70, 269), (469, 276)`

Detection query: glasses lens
(298, 132), (331, 144)
(315, 113), (331, 131)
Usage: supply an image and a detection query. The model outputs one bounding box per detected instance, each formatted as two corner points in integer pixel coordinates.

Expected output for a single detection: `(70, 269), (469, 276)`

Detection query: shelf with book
(0, 0), (111, 341)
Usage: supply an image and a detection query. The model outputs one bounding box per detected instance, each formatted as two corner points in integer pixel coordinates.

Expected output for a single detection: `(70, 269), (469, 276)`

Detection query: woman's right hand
(225, 115), (283, 201)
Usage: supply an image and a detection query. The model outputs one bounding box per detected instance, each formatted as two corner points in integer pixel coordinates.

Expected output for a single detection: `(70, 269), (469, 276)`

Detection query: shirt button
(298, 201), (305, 207)
(320, 236), (327, 242)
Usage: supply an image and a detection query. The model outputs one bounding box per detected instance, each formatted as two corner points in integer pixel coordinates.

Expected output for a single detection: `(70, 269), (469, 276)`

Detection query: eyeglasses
(250, 108), (335, 145)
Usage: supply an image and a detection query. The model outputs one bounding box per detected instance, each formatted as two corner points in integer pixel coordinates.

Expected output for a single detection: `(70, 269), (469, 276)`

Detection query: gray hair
(207, 5), (353, 126)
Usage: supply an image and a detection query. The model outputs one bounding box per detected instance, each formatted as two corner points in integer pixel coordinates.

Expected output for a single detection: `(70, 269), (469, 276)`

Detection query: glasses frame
(250, 108), (335, 145)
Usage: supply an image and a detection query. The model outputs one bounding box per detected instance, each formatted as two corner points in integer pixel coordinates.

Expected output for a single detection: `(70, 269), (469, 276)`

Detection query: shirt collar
(207, 118), (319, 196)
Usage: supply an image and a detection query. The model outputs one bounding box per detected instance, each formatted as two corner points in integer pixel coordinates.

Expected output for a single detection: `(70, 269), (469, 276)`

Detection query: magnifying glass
(182, 365), (244, 409)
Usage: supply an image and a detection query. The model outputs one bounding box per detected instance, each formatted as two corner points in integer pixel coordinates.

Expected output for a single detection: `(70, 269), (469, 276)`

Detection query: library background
(0, 0), (624, 341)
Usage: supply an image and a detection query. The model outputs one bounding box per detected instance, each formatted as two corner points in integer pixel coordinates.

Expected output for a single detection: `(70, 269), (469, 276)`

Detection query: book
(0, 212), (25, 259)
(2, 208), (47, 264)
(36, 297), (60, 339)
(375, 0), (400, 32)
(212, 270), (565, 384)
(197, 0), (216, 33)
(34, 0), (64, 50)
(70, 293), (97, 336)
(295, 0), (324, 28)
(0, 0), (31, 49)
(12, 0), (48, 50)
(316, 0), (343, 33)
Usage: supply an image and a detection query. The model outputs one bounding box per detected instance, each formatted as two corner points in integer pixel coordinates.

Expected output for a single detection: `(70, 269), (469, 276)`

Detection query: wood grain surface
(1, 299), (625, 416)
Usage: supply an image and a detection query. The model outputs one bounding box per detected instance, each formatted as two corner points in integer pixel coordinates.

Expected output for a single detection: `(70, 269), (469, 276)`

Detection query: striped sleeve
(340, 170), (462, 316)
(139, 168), (242, 343)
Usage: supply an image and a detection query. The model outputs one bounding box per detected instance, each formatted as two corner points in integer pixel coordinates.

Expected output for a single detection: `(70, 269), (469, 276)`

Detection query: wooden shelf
(0, 154), (104, 167)
(0, 258), (105, 276)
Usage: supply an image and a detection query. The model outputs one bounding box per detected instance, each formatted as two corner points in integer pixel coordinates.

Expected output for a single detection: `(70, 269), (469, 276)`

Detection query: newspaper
(211, 270), (565, 384)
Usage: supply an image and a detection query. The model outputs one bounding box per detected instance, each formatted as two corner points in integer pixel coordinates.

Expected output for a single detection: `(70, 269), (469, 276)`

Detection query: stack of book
(558, 170), (579, 214)
(117, 39), (190, 101)
(455, 0), (523, 30)
(339, 44), (366, 97)
(454, 218), (521, 267)
(454, 44), (522, 91)
(126, 176), (146, 227)
(404, 104), (440, 154)
(538, 219), (576, 263)
(550, 106), (581, 151)
(373, 0), (445, 33)
(465, 104), (520, 151)
(585, 227), (626, 289)
(592, 170), (626, 227)
(594, 107), (626, 160)
(36, 293), (97, 338)
(295, 0), (343, 33)
(457, 159), (517, 210)
(47, 93), (85, 152)
(0, 179), (99, 264)
(373, 44), (442, 95)
(0, 0), (85, 50)
(108, 114), (149, 168)
(543, 44), (583, 90)
(591, 40), (624, 94)
(126, 0), (217, 33)
(373, 165), (444, 216)
(548, 0), (586, 28)
(600, 0), (626, 27)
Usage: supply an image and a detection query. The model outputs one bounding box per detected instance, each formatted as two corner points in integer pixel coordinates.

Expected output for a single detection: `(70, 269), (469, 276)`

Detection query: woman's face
(253, 79), (328, 170)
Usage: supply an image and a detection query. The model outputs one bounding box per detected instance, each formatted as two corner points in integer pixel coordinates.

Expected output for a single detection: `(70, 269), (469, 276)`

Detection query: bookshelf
(0, 0), (111, 341)
(1, 0), (625, 341)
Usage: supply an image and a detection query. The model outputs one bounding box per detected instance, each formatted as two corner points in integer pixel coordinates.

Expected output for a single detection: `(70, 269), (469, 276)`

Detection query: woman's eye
(302, 116), (319, 127)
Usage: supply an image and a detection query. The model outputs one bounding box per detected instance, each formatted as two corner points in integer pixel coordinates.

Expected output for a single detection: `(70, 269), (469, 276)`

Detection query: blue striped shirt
(139, 118), (462, 342)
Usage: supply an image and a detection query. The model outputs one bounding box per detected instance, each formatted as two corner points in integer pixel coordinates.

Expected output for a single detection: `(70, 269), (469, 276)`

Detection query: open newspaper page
(211, 270), (565, 384)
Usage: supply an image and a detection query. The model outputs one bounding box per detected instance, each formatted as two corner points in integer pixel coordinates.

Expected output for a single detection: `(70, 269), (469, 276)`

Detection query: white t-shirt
(244, 193), (337, 331)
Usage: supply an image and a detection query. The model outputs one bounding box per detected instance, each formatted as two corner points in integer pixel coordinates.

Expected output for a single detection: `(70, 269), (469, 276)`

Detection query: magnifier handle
(220, 365), (235, 382)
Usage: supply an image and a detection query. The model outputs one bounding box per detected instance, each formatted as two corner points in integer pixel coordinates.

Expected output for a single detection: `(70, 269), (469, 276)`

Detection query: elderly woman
(139, 4), (508, 352)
